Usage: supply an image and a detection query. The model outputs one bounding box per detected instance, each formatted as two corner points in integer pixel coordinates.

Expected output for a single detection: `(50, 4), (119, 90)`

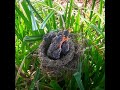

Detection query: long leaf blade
(23, 35), (43, 42)
(73, 72), (84, 90)
(48, 0), (57, 29)
(29, 68), (40, 90)
(66, 0), (74, 28)
(90, 24), (104, 37)
(21, 0), (31, 22)
(15, 5), (30, 27)
(28, 6), (38, 31)
(90, 0), (96, 20)
(26, 0), (51, 31)
(40, 10), (55, 29)
(50, 80), (62, 90)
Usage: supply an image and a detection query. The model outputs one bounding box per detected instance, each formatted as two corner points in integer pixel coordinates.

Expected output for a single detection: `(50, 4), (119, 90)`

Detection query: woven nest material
(38, 31), (82, 81)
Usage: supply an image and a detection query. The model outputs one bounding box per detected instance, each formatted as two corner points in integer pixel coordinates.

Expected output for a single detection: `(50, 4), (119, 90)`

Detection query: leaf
(21, 0), (31, 22)
(73, 72), (84, 90)
(90, 24), (104, 37)
(98, 0), (104, 28)
(90, 0), (96, 20)
(50, 80), (62, 90)
(74, 10), (80, 32)
(28, 5), (38, 31)
(15, 5), (31, 28)
(23, 35), (43, 42)
(70, 15), (75, 27)
(66, 0), (74, 28)
(80, 16), (104, 37)
(48, 0), (57, 29)
(40, 10), (55, 29)
(29, 68), (40, 90)
(68, 77), (77, 90)
(64, 2), (68, 23)
(26, 0), (51, 31)
(84, 0), (88, 12)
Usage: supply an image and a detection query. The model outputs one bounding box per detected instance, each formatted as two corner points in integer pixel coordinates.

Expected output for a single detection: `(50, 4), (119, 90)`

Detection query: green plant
(15, 0), (105, 90)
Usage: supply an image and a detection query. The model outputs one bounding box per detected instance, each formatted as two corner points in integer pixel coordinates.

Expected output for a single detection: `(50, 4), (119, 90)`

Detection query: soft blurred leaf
(48, 0), (57, 29)
(21, 0), (31, 22)
(28, 5), (38, 31)
(64, 2), (68, 22)
(68, 77), (77, 90)
(74, 10), (80, 32)
(29, 68), (40, 90)
(90, 24), (104, 37)
(23, 35), (43, 42)
(50, 80), (62, 90)
(90, 0), (96, 20)
(40, 10), (55, 29)
(66, 0), (74, 28)
(74, 72), (84, 90)
(26, 0), (51, 31)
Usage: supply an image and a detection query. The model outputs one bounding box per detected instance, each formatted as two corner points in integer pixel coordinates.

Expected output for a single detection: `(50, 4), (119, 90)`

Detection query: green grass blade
(98, 0), (104, 28)
(48, 0), (57, 29)
(84, 0), (88, 12)
(74, 10), (80, 32)
(90, 0), (96, 20)
(64, 2), (68, 23)
(15, 5), (31, 27)
(29, 68), (40, 90)
(40, 10), (55, 29)
(68, 76), (78, 90)
(50, 80), (62, 90)
(73, 72), (84, 90)
(23, 35), (43, 42)
(21, 0), (31, 22)
(15, 28), (23, 41)
(83, 54), (90, 90)
(70, 15), (75, 28)
(66, 0), (74, 28)
(26, 0), (51, 31)
(60, 15), (63, 28)
(80, 16), (104, 37)
(26, 0), (43, 21)
(28, 6), (38, 31)
(90, 24), (104, 37)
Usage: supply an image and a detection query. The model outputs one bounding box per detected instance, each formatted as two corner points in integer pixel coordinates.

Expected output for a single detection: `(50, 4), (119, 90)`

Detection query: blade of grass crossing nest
(60, 15), (65, 30)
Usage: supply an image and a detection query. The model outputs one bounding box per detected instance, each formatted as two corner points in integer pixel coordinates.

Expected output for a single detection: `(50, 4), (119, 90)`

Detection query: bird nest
(38, 30), (82, 81)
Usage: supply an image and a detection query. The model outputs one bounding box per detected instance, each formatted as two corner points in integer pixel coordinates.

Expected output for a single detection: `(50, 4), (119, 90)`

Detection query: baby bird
(47, 29), (72, 59)
(43, 31), (56, 43)
(61, 41), (69, 55)
(51, 48), (62, 59)
(60, 29), (72, 55)
(47, 35), (63, 59)
(63, 29), (73, 37)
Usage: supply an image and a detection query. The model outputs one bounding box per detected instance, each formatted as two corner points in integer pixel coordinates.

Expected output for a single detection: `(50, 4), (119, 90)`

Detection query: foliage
(15, 0), (105, 90)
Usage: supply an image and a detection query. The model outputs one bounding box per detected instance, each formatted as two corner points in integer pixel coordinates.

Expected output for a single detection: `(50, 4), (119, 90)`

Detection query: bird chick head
(63, 29), (73, 37)
(55, 35), (63, 43)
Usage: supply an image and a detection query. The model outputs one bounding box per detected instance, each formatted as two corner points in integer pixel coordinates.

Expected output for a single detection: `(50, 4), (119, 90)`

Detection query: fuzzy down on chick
(61, 41), (69, 55)
(47, 35), (63, 59)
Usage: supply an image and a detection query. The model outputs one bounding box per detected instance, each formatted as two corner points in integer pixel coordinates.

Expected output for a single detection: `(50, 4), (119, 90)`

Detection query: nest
(38, 31), (82, 81)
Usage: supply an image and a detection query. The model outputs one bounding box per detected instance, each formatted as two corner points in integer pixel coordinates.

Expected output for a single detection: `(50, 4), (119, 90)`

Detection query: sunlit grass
(15, 0), (105, 90)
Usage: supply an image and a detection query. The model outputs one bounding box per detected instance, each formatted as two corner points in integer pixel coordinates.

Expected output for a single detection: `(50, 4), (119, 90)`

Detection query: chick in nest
(61, 29), (73, 55)
(47, 35), (63, 59)
(47, 29), (73, 59)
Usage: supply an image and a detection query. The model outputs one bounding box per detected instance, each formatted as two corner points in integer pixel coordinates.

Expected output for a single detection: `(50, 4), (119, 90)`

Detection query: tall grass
(15, 0), (105, 90)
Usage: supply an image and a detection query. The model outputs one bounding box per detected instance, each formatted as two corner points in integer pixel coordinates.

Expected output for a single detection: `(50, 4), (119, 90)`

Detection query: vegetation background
(15, 0), (105, 90)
